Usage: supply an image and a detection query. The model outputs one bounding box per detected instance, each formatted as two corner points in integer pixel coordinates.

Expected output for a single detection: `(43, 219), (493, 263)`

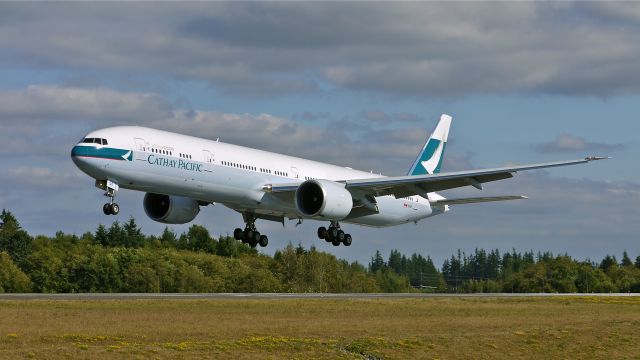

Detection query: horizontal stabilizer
(429, 195), (527, 206)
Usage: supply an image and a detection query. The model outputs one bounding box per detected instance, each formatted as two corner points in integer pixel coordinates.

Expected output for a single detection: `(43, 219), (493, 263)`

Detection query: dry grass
(0, 296), (639, 359)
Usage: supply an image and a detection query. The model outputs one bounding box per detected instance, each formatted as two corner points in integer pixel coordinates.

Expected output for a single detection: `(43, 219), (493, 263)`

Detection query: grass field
(0, 296), (639, 359)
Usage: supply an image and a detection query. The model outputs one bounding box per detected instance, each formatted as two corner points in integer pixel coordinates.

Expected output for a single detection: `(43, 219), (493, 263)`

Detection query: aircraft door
(290, 166), (299, 179)
(134, 138), (148, 152)
(202, 150), (214, 173)
(133, 138), (149, 161)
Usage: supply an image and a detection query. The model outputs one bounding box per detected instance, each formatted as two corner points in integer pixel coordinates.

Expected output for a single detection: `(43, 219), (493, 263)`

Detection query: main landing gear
(317, 221), (352, 247)
(99, 180), (120, 216)
(233, 214), (268, 248)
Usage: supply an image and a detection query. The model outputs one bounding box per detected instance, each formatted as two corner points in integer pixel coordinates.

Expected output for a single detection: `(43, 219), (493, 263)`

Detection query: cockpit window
(81, 138), (108, 145)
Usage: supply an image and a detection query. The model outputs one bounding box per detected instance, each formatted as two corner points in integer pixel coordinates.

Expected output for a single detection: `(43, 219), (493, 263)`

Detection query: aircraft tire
(103, 203), (112, 215)
(110, 203), (120, 215)
(317, 226), (327, 239)
(234, 228), (244, 240)
(343, 234), (352, 246)
(337, 230), (345, 242)
(253, 231), (261, 244)
(328, 227), (338, 239)
(331, 238), (340, 246)
(259, 235), (268, 247)
(244, 228), (254, 242)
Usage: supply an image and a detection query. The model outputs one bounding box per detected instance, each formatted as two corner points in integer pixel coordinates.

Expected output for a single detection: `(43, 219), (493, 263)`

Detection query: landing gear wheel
(244, 228), (254, 242)
(239, 213), (270, 249)
(337, 230), (345, 242)
(328, 227), (338, 239)
(343, 234), (352, 246)
(103, 203), (112, 215)
(317, 226), (327, 239)
(259, 235), (269, 247)
(110, 203), (120, 215)
(331, 238), (341, 246)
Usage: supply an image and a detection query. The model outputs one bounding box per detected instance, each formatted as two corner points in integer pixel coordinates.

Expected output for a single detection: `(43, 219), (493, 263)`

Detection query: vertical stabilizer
(407, 114), (452, 176)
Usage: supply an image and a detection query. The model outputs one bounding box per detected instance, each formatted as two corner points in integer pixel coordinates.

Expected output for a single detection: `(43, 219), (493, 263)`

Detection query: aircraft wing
(265, 157), (607, 199)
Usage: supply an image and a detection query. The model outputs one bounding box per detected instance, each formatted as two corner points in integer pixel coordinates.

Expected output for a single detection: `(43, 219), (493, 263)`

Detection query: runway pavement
(0, 293), (638, 300)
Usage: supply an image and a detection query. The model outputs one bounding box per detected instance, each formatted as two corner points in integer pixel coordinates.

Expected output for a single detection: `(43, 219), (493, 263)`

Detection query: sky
(0, 2), (638, 266)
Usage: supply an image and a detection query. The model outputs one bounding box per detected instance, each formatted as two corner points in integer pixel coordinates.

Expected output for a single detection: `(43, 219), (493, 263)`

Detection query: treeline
(438, 248), (640, 293)
(0, 210), (393, 293)
(1, 209), (639, 293)
(368, 247), (640, 293)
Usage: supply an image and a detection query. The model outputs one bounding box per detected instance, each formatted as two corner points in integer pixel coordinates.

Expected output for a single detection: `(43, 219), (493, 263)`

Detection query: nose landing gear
(97, 180), (120, 216)
(317, 221), (352, 246)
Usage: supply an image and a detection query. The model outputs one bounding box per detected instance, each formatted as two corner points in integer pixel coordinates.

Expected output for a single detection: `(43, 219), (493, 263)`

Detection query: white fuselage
(71, 126), (444, 227)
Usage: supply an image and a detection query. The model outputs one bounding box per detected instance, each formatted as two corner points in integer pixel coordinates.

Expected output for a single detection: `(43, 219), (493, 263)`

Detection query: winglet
(585, 156), (611, 161)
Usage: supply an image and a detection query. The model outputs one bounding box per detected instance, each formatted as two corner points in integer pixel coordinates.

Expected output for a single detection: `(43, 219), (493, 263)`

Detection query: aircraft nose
(71, 145), (91, 169)
(71, 145), (87, 158)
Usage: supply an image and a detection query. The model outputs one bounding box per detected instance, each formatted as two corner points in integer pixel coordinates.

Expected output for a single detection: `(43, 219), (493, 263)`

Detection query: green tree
(160, 227), (177, 246)
(216, 236), (240, 257)
(0, 252), (32, 292)
(94, 224), (109, 246)
(0, 210), (33, 266)
(369, 250), (385, 273)
(123, 264), (160, 292)
(107, 221), (127, 247)
(621, 251), (633, 267)
(388, 249), (403, 274)
(184, 225), (216, 253)
(373, 268), (412, 293)
(600, 255), (618, 274)
(123, 217), (145, 248)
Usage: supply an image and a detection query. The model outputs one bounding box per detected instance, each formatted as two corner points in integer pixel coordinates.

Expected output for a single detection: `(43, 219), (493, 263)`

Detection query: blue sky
(0, 2), (638, 265)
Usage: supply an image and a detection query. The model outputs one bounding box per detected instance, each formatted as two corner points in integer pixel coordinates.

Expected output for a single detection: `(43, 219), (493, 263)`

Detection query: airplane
(70, 114), (606, 248)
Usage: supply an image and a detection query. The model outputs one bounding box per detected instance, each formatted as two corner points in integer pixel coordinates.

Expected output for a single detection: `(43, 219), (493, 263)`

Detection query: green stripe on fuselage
(71, 145), (132, 161)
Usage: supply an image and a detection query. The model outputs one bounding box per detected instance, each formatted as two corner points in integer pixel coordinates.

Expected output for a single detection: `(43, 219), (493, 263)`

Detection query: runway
(1, 293), (638, 300)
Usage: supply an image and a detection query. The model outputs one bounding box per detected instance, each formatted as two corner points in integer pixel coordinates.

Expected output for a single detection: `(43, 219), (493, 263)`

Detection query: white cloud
(537, 134), (625, 153)
(0, 85), (172, 123)
(5, 165), (83, 189)
(1, 3), (640, 97)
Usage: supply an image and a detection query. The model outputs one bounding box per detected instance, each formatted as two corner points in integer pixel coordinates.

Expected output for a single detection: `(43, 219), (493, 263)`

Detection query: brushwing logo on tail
(407, 114), (451, 176)
(421, 140), (445, 175)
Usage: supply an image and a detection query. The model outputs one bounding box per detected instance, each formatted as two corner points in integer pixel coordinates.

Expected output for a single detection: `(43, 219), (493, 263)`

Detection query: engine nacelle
(143, 193), (200, 224)
(295, 179), (353, 220)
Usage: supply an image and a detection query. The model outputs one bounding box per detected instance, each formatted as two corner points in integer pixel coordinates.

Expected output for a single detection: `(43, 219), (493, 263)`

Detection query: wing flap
(430, 195), (527, 206)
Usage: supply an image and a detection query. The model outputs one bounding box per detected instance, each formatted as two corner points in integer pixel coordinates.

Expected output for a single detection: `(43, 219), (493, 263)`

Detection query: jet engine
(295, 179), (353, 219)
(143, 193), (200, 224)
